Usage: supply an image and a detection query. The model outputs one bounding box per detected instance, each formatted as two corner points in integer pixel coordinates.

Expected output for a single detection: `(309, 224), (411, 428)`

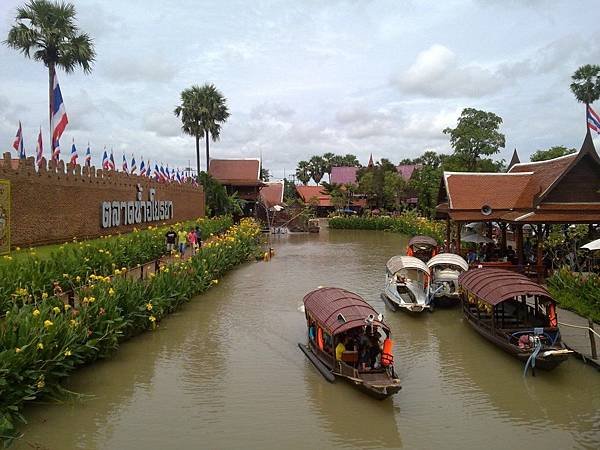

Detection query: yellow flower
(43, 320), (53, 328)
(37, 342), (44, 350)
(62, 273), (70, 278)
(149, 315), (156, 323)
(52, 306), (61, 314)
(114, 269), (121, 275)
(15, 246), (20, 251)
(75, 275), (81, 282)
(15, 347), (21, 353)
(64, 304), (71, 311)
(37, 377), (45, 389)
(69, 319), (78, 327)
(41, 292), (48, 300)
(64, 349), (72, 357)
(33, 309), (41, 317)
(89, 296), (96, 303)
(212, 279), (219, 285)
(146, 302), (153, 311)
(3, 255), (12, 260)
(108, 288), (115, 296)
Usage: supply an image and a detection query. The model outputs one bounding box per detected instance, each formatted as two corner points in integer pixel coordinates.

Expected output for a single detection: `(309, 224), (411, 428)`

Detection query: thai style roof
(408, 235), (438, 248)
(396, 164), (421, 181)
(458, 268), (553, 306)
(208, 158), (264, 186)
(330, 166), (358, 185)
(259, 181), (284, 207)
(427, 253), (469, 271)
(437, 132), (600, 223)
(296, 185), (332, 207)
(386, 255), (430, 275)
(507, 149), (520, 170)
(303, 287), (388, 335)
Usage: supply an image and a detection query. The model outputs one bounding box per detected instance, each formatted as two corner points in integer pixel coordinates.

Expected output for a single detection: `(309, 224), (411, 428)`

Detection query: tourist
(177, 228), (187, 256)
(165, 227), (177, 253)
(335, 337), (346, 361)
(187, 228), (197, 255)
(506, 245), (516, 263)
(195, 226), (202, 249)
(467, 248), (477, 264)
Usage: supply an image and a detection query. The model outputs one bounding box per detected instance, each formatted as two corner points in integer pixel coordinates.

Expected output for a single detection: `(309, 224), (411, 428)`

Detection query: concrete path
(558, 307), (599, 370)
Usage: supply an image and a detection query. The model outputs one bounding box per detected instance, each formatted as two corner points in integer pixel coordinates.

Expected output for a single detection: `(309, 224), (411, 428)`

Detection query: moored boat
(406, 235), (438, 263)
(299, 287), (401, 399)
(382, 256), (431, 313)
(459, 268), (572, 372)
(427, 253), (469, 307)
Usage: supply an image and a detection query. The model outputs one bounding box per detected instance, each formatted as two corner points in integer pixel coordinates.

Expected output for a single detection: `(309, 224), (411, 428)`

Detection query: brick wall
(0, 153), (204, 247)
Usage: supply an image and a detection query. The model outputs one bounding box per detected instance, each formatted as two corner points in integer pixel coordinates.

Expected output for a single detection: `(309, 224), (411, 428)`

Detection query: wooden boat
(406, 235), (438, 263)
(382, 256), (431, 313)
(459, 268), (572, 372)
(427, 253), (469, 307)
(307, 218), (320, 233)
(299, 287), (401, 399)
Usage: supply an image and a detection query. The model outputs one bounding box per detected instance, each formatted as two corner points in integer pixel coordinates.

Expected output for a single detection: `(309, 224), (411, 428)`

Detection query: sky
(1, 0), (599, 180)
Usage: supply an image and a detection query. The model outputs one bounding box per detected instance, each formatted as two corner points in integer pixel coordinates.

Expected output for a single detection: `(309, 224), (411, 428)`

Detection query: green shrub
(547, 268), (600, 322)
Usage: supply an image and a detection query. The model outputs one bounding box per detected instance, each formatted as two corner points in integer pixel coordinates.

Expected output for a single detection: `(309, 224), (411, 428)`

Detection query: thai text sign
(101, 185), (173, 228)
(0, 180), (10, 254)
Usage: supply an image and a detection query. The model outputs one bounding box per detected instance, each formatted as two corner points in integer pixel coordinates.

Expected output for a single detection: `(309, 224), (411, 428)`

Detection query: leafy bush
(328, 211), (444, 242)
(547, 268), (600, 322)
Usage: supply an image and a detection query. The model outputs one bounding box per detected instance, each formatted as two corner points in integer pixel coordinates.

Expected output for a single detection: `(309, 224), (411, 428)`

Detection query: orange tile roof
(260, 181), (284, 207)
(208, 159), (261, 184)
(296, 185), (332, 207)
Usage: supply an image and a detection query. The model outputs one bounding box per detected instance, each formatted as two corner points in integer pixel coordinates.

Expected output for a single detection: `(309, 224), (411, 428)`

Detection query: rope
(558, 321), (600, 339)
(523, 336), (542, 377)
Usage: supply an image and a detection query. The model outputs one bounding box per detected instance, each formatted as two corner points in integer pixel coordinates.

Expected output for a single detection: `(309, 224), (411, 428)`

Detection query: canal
(16, 229), (600, 449)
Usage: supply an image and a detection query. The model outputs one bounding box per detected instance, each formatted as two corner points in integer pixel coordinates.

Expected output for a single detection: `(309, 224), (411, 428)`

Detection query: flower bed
(0, 216), (233, 313)
(0, 218), (262, 443)
(328, 211), (444, 242)
(547, 268), (600, 323)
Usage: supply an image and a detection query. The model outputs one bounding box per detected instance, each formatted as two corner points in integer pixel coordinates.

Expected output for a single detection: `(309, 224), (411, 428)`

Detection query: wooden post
(500, 223), (507, 254)
(486, 222), (493, 239)
(516, 224), (524, 268)
(589, 319), (598, 359)
(455, 222), (462, 257)
(445, 217), (451, 252)
(536, 224), (544, 282)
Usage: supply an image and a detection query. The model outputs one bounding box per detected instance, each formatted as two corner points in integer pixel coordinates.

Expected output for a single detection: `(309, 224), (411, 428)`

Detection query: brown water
(15, 229), (600, 450)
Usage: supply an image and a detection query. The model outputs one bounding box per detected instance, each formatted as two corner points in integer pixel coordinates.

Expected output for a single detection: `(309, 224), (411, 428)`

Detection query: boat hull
(381, 289), (430, 314)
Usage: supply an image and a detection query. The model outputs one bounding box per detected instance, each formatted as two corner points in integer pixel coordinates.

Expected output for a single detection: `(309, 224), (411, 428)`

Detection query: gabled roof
(396, 164), (421, 181)
(330, 166), (358, 185)
(259, 181), (284, 207)
(507, 149), (520, 170)
(208, 158), (262, 185)
(296, 185), (332, 207)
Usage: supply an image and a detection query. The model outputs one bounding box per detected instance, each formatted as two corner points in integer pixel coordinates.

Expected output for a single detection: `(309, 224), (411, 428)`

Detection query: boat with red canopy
(299, 287), (401, 399)
(406, 235), (438, 263)
(459, 268), (572, 373)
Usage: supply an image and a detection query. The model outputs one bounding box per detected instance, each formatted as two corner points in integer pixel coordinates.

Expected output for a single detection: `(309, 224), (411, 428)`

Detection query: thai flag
(51, 72), (68, 160)
(70, 140), (78, 165)
(35, 128), (43, 167)
(102, 149), (109, 170)
(130, 156), (137, 175)
(160, 164), (167, 182)
(85, 144), (91, 167)
(12, 121), (25, 158)
(176, 169), (182, 183)
(139, 158), (146, 176)
(122, 154), (128, 173)
(109, 151), (116, 170)
(153, 163), (161, 181)
(588, 105), (600, 134)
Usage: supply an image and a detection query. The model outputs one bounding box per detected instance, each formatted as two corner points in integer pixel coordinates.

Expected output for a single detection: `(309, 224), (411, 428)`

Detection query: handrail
(558, 321), (600, 339)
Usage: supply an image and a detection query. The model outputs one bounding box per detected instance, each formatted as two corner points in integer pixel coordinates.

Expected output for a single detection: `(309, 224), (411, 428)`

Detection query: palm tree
(5, 0), (95, 145)
(308, 155), (326, 183)
(570, 64), (600, 122)
(296, 160), (311, 185)
(322, 152), (335, 181)
(174, 83), (230, 177)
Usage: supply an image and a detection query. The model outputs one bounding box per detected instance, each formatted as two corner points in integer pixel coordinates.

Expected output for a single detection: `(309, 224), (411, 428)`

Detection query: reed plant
(547, 267), (600, 323)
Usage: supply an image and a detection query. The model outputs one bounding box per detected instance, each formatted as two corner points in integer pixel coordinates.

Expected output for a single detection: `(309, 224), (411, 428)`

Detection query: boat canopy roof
(408, 235), (438, 248)
(386, 255), (430, 275)
(458, 268), (553, 306)
(303, 287), (389, 336)
(427, 253), (469, 271)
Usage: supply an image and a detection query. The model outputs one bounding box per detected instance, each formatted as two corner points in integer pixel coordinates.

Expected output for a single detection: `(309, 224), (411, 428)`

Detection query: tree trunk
(195, 133), (200, 181)
(48, 63), (55, 159)
(205, 129), (210, 172)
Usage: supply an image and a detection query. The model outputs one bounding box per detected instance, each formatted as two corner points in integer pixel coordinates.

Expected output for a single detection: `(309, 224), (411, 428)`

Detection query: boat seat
(341, 351), (358, 363)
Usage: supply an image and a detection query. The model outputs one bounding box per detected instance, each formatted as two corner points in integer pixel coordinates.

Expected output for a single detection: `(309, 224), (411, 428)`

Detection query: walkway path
(558, 307), (599, 370)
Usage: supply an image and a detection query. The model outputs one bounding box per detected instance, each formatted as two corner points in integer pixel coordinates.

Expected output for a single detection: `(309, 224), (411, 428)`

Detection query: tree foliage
(308, 155), (326, 183)
(260, 168), (270, 182)
(295, 160), (311, 185)
(443, 108), (505, 171)
(570, 64), (600, 105)
(198, 172), (244, 217)
(530, 146), (577, 162)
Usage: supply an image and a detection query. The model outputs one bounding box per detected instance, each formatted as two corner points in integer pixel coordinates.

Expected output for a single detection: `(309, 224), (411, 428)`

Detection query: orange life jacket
(381, 338), (394, 366)
(407, 246), (414, 256)
(548, 303), (558, 327)
(317, 327), (324, 350)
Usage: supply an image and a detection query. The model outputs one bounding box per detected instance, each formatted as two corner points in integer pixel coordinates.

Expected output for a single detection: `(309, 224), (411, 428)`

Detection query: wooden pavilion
(436, 131), (600, 279)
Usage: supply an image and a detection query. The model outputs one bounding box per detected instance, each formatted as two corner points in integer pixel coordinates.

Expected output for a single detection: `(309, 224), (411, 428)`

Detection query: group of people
(165, 226), (202, 256)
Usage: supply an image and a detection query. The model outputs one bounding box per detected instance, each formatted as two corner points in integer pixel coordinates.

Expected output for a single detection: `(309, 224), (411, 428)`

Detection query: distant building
(396, 164), (421, 205)
(259, 181), (284, 208)
(208, 158), (266, 215)
(295, 185), (333, 216)
(330, 166), (359, 185)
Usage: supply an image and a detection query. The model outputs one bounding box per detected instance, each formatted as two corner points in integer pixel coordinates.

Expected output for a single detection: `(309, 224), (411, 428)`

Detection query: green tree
(308, 155), (326, 183)
(530, 146), (577, 162)
(296, 160), (311, 185)
(342, 154), (360, 167)
(260, 168), (270, 181)
(5, 0), (95, 145)
(283, 178), (297, 202)
(570, 64), (600, 111)
(443, 108), (505, 171)
(322, 152), (335, 181)
(174, 83), (230, 177)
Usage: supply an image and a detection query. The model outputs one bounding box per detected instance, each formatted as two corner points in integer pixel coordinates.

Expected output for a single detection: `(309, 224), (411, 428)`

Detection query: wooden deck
(558, 307), (599, 370)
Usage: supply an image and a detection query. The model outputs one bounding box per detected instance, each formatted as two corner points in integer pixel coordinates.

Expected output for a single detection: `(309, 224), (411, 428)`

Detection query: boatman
(335, 337), (347, 361)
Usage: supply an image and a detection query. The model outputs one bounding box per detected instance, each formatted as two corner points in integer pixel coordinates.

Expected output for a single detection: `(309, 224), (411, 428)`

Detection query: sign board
(0, 180), (10, 254)
(101, 185), (174, 229)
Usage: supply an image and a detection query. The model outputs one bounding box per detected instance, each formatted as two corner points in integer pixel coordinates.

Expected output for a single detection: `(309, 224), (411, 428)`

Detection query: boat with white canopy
(427, 253), (469, 306)
(382, 256), (431, 313)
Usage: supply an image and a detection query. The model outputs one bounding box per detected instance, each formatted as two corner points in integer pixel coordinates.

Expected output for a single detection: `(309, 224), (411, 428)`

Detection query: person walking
(165, 227), (177, 253)
(187, 228), (197, 255)
(177, 228), (187, 256)
(195, 226), (202, 250)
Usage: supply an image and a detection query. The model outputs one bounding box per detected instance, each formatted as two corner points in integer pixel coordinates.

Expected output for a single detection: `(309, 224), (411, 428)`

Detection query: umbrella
(461, 232), (493, 244)
(581, 238), (600, 251)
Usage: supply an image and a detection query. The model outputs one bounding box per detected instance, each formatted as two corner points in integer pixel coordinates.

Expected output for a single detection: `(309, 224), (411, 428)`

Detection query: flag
(85, 143), (91, 167)
(102, 149), (109, 170)
(160, 164), (167, 182)
(131, 155), (137, 175)
(588, 105), (600, 134)
(139, 158), (146, 176)
(51, 72), (68, 160)
(12, 121), (25, 158)
(35, 128), (43, 167)
(176, 169), (182, 183)
(109, 151), (115, 170)
(153, 163), (161, 181)
(122, 154), (128, 173)
(69, 140), (78, 165)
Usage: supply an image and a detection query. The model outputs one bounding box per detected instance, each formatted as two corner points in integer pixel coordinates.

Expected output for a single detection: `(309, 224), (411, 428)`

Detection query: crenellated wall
(0, 153), (204, 247)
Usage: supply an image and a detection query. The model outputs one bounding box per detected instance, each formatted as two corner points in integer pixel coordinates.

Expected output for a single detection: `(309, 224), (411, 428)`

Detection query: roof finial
(507, 148), (520, 171)
(368, 153), (374, 168)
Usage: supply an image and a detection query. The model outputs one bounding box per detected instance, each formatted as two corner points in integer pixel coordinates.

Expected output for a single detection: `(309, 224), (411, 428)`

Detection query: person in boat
(308, 322), (316, 342)
(335, 336), (347, 361)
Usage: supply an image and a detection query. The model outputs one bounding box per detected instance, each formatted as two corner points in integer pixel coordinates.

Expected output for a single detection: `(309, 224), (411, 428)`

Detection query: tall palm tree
(174, 83), (229, 177)
(570, 64), (600, 122)
(296, 160), (311, 185)
(5, 0), (95, 145)
(308, 155), (326, 184)
(322, 152), (335, 181)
